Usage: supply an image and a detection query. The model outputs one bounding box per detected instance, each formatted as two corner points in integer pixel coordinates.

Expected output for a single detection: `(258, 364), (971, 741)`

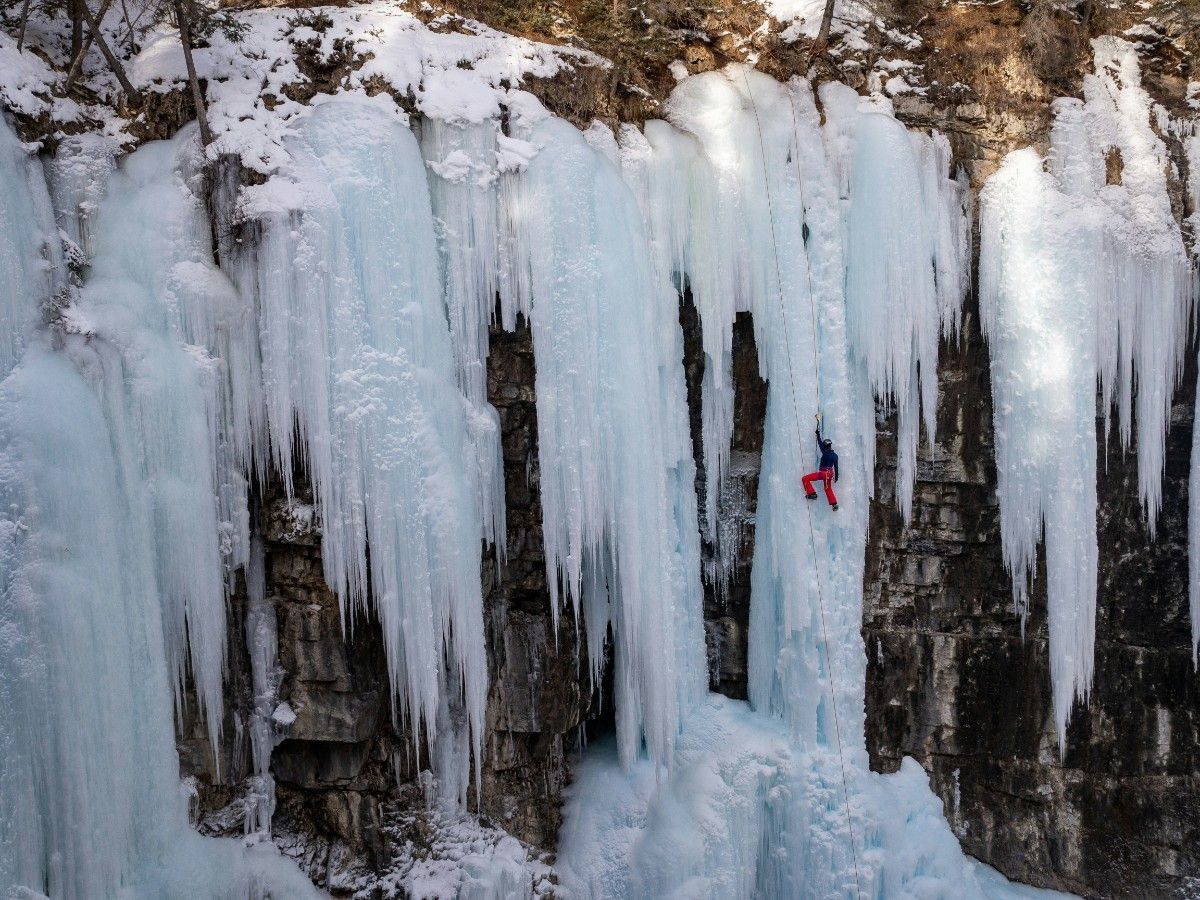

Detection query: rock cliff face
(170, 3), (1198, 897)
(863, 294), (1200, 899)
(859, 6), (1200, 897)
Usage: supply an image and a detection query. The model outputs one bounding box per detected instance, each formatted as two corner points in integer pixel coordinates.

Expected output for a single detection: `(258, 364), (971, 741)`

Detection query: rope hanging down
(739, 67), (865, 900)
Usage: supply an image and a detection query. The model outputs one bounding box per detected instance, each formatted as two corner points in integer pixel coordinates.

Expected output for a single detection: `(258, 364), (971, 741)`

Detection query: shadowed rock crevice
(680, 291), (767, 701)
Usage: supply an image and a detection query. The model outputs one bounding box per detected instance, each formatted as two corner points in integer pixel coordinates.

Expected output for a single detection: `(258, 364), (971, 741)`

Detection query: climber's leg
(802, 471), (820, 498)
(823, 469), (838, 508)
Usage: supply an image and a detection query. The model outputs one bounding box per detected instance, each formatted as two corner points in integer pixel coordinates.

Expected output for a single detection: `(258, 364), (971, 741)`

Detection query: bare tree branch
(173, 0), (214, 147)
(65, 0), (116, 88)
(16, 0), (33, 52)
(812, 0), (837, 58)
(78, 0), (142, 104)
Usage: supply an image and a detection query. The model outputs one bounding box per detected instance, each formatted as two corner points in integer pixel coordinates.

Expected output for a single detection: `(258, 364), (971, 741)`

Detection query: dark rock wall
(862, 288), (1200, 899)
(681, 295), (766, 701)
(481, 319), (593, 849)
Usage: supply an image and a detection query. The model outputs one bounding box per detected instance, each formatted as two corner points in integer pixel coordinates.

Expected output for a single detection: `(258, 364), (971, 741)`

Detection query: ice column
(0, 348), (191, 898)
(0, 136), (317, 898)
(420, 117), (507, 552)
(980, 37), (1193, 745)
(823, 84), (970, 521)
(504, 95), (707, 769)
(616, 119), (738, 587)
(51, 129), (242, 747)
(230, 99), (488, 778)
(658, 68), (869, 750)
(0, 113), (62, 378)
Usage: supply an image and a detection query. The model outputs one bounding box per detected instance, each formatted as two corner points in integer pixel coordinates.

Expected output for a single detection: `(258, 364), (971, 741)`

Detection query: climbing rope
(739, 66), (866, 900)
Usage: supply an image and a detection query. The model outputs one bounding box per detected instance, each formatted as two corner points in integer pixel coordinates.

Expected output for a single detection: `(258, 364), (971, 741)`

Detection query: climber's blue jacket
(815, 427), (839, 481)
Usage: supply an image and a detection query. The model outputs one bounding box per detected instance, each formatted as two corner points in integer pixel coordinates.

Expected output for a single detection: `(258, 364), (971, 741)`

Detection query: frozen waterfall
(557, 67), (1051, 900)
(0, 113), (318, 899)
(226, 98), (491, 794)
(980, 38), (1195, 746)
(2, 15), (1165, 890)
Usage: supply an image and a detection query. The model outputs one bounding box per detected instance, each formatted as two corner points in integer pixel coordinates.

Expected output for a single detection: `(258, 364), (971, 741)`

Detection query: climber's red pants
(802, 467), (837, 506)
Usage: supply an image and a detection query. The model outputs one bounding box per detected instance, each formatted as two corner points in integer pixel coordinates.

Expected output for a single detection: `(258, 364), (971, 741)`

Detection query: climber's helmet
(822, 439), (833, 450)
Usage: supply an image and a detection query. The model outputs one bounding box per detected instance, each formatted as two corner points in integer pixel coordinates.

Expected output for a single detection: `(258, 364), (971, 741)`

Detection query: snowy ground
(559, 696), (1080, 900)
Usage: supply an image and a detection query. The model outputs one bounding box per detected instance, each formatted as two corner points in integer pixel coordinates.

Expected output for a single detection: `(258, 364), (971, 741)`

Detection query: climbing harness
(739, 66), (866, 900)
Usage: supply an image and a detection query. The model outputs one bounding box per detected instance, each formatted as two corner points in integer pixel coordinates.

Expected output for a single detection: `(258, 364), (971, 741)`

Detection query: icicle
(1080, 39), (1193, 529)
(618, 118), (738, 591)
(825, 85), (970, 520)
(503, 93), (706, 770)
(419, 117), (507, 553)
(228, 98), (488, 782)
(979, 147), (1101, 751)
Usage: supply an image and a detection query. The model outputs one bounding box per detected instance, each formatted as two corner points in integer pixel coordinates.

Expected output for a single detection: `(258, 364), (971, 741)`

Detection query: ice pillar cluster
(558, 68), (1008, 900)
(0, 112), (320, 898)
(7, 20), (1164, 893)
(226, 99), (490, 784)
(980, 38), (1196, 745)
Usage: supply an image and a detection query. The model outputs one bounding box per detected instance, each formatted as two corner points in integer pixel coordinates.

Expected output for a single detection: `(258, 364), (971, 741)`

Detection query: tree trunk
(173, 0), (214, 147)
(78, 0), (141, 103)
(70, 0), (85, 63)
(65, 0), (115, 87)
(16, 0), (33, 52)
(812, 0), (837, 57)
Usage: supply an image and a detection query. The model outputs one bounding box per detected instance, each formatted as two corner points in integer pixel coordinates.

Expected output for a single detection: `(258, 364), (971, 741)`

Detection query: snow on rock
(125, 1), (603, 173)
(0, 31), (65, 118)
(980, 37), (1195, 747)
(374, 792), (556, 900)
(765, 0), (872, 47)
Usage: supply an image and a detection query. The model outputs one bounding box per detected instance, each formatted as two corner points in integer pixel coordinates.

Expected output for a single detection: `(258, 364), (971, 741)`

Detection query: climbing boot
(805, 492), (818, 500)
(831, 503), (839, 511)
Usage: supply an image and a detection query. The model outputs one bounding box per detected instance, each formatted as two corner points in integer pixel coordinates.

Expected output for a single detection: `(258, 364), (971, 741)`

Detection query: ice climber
(803, 414), (839, 511)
